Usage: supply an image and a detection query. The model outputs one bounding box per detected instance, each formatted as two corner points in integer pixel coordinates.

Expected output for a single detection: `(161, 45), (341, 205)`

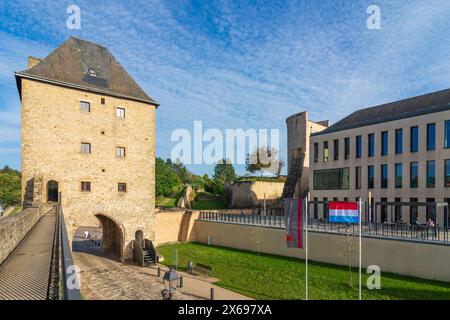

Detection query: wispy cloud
(1, 0), (450, 173)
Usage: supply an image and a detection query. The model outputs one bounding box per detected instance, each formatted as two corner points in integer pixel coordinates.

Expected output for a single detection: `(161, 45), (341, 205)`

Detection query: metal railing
(198, 211), (450, 244)
(48, 193), (81, 300)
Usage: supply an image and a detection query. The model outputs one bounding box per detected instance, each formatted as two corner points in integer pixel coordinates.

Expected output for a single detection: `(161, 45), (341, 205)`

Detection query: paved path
(0, 208), (56, 300)
(73, 236), (250, 300)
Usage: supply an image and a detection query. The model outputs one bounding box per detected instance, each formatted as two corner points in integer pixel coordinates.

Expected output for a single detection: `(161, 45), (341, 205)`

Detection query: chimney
(27, 56), (42, 69)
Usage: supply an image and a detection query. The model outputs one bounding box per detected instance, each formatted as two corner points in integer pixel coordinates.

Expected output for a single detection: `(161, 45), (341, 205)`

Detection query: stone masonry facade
(20, 78), (156, 260)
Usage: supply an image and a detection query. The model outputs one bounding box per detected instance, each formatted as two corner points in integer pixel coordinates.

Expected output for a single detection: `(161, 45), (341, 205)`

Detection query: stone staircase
(282, 151), (305, 199)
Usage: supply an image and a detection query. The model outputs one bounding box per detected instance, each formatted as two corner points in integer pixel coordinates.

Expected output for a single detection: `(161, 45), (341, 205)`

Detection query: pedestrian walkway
(149, 265), (252, 300)
(0, 208), (56, 300)
(72, 236), (251, 300)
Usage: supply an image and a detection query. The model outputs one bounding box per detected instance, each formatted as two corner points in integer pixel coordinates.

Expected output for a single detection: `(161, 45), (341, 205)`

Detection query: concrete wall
(154, 209), (200, 246)
(309, 109), (450, 224)
(226, 180), (285, 208)
(194, 220), (450, 282)
(21, 78), (156, 260)
(286, 112), (328, 197)
(0, 208), (42, 265)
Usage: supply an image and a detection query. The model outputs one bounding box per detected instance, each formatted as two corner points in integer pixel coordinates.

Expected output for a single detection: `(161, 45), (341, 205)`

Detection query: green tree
(0, 166), (21, 207)
(155, 158), (182, 197)
(213, 159), (236, 194)
(246, 147), (284, 177)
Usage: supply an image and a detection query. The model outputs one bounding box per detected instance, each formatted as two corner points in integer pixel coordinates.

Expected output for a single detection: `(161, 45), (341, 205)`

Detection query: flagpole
(358, 197), (362, 301)
(305, 196), (308, 300)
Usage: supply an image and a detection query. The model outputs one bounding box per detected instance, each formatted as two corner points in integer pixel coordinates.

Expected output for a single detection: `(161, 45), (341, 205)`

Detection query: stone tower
(15, 37), (159, 261)
(286, 112), (329, 198)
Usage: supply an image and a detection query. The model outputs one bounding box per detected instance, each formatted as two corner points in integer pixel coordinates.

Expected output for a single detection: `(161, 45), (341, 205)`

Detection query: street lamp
(161, 267), (179, 300)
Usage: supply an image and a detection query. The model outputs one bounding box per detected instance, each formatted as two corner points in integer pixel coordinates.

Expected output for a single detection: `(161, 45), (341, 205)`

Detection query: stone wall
(194, 220), (450, 282)
(286, 111), (328, 197)
(154, 208), (200, 245)
(0, 208), (42, 265)
(21, 79), (156, 261)
(225, 180), (285, 208)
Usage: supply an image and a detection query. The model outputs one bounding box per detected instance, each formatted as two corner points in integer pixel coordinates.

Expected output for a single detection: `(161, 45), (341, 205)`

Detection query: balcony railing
(198, 212), (450, 244)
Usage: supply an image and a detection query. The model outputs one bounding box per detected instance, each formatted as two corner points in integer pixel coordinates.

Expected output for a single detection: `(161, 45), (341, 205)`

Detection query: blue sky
(1, 0), (450, 176)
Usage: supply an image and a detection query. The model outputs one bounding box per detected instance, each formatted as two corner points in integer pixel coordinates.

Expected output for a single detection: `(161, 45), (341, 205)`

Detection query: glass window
(381, 164), (388, 188)
(426, 160), (435, 188)
(116, 147), (126, 158)
(118, 183), (127, 192)
(410, 162), (418, 188)
(410, 126), (419, 152)
(313, 197), (318, 219)
(323, 141), (329, 162)
(395, 163), (402, 188)
(381, 197), (388, 223)
(355, 166), (361, 190)
(356, 135), (362, 158)
(426, 198), (436, 221)
(323, 197), (329, 219)
(116, 107), (126, 118)
(394, 198), (402, 222)
(344, 137), (350, 159)
(81, 142), (91, 154)
(445, 159), (450, 187)
(427, 123), (435, 151)
(313, 168), (349, 190)
(333, 139), (339, 161)
(80, 101), (90, 113)
(368, 165), (374, 189)
(368, 133), (374, 157)
(314, 143), (319, 163)
(381, 131), (388, 156)
(81, 181), (91, 192)
(410, 198), (418, 224)
(445, 120), (450, 149)
(395, 129), (403, 154)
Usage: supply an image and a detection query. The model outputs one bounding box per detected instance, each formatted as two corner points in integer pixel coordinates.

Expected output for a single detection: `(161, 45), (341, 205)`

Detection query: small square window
(81, 101), (90, 113)
(101, 98), (105, 105)
(81, 181), (91, 192)
(118, 183), (127, 193)
(116, 147), (126, 158)
(116, 107), (125, 118)
(81, 142), (91, 154)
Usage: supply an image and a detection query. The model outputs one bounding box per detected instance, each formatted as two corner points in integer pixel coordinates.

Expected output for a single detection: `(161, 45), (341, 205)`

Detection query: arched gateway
(95, 214), (125, 260)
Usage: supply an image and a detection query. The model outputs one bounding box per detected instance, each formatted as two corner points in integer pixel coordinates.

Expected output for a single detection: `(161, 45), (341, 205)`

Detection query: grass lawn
(156, 242), (450, 300)
(156, 191), (183, 207)
(191, 199), (226, 210)
(192, 192), (226, 210)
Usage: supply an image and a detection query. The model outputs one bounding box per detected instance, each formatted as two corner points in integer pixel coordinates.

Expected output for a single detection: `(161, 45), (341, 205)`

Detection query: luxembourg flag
(329, 201), (360, 223)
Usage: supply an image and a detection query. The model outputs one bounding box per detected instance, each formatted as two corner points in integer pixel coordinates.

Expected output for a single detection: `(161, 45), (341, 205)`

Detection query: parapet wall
(0, 208), (42, 265)
(194, 220), (450, 283)
(225, 180), (285, 208)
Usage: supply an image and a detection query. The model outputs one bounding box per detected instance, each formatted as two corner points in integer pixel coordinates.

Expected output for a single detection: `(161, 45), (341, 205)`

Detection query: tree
(213, 159), (236, 194)
(155, 158), (182, 197)
(0, 166), (21, 207)
(246, 147), (284, 177)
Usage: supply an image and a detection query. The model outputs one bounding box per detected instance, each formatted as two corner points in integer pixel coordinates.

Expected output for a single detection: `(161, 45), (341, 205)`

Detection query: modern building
(307, 89), (450, 226)
(286, 111), (329, 198)
(15, 37), (159, 260)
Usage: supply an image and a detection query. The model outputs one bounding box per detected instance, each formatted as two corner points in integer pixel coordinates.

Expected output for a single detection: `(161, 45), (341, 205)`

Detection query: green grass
(192, 199), (226, 210)
(192, 192), (226, 210)
(156, 196), (179, 207)
(156, 191), (183, 207)
(156, 242), (450, 300)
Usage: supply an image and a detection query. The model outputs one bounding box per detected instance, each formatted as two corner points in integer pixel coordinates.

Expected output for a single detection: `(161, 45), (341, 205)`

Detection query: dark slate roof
(15, 37), (158, 106)
(312, 88), (450, 136)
